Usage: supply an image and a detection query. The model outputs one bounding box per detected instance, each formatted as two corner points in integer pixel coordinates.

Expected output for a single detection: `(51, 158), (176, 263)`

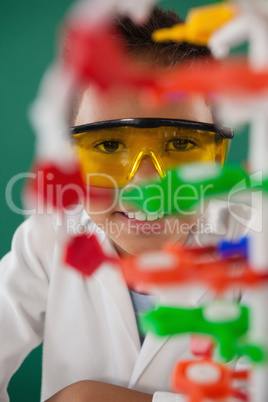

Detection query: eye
(95, 140), (125, 153)
(167, 139), (195, 151)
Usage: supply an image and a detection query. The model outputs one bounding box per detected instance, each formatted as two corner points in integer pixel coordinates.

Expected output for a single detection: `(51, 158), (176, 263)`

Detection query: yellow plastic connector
(152, 2), (237, 46)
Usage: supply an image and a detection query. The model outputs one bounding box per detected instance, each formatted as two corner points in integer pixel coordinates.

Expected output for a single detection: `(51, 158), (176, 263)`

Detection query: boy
(0, 6), (249, 402)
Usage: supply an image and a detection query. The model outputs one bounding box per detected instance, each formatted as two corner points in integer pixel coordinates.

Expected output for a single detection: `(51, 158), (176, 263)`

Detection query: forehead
(75, 85), (213, 126)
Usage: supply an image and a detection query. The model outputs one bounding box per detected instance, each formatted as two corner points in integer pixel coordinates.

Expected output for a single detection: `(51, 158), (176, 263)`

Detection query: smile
(120, 211), (165, 221)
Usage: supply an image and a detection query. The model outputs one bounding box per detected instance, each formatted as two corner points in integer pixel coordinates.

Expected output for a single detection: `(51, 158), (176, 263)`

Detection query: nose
(127, 151), (166, 185)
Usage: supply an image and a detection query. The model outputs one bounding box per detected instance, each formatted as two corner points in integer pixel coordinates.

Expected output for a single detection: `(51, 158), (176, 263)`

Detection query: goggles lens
(72, 120), (232, 188)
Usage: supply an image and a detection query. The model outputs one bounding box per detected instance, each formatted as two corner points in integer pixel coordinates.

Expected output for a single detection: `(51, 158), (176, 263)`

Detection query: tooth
(147, 213), (159, 221)
(135, 212), (146, 221)
(127, 212), (135, 219)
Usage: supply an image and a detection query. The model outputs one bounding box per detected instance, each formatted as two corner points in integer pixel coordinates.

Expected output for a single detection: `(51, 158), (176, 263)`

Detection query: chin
(112, 232), (189, 256)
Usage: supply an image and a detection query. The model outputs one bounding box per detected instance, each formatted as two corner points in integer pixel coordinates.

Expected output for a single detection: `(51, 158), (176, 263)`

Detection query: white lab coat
(0, 201), (252, 401)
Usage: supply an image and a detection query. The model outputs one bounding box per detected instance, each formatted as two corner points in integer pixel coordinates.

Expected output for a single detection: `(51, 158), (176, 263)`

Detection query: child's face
(75, 86), (214, 255)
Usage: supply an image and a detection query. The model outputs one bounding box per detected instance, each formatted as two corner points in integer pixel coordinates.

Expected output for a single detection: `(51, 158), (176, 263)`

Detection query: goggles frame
(68, 118), (234, 139)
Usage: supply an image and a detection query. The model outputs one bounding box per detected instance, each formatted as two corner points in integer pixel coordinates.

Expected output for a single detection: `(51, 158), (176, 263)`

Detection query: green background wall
(1, 1), (247, 401)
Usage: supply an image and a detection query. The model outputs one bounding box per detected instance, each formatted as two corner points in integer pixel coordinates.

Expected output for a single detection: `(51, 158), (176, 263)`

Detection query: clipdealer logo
(5, 169), (265, 235)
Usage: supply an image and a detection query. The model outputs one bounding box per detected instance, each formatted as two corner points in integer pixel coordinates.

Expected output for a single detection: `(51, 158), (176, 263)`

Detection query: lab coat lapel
(128, 284), (212, 387)
(128, 332), (170, 387)
(92, 233), (172, 385)
(94, 262), (141, 353)
(89, 223), (142, 357)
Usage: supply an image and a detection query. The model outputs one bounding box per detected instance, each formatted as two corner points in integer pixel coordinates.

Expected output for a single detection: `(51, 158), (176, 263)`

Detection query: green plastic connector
(120, 163), (251, 215)
(139, 300), (266, 363)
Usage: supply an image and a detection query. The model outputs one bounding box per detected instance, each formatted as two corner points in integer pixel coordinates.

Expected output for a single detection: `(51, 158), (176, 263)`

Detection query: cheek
(82, 186), (118, 215)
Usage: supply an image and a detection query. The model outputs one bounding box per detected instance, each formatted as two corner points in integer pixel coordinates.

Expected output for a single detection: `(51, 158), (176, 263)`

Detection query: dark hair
(114, 7), (211, 66)
(67, 6), (212, 125)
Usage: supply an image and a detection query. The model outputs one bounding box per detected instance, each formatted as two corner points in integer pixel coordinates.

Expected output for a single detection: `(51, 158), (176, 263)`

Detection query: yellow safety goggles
(70, 118), (233, 188)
